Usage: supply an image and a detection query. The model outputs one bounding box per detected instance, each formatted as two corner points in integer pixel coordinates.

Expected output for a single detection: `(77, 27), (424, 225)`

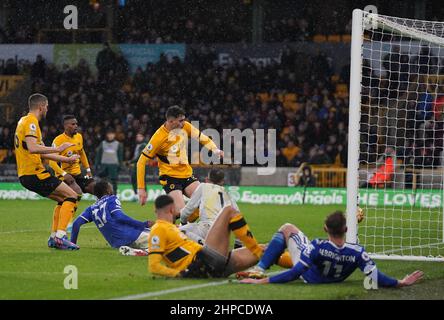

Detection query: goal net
(346, 9), (444, 261)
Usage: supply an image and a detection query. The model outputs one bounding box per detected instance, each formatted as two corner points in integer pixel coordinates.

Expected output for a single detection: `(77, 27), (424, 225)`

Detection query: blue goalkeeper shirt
(269, 239), (398, 287)
(71, 195), (149, 248)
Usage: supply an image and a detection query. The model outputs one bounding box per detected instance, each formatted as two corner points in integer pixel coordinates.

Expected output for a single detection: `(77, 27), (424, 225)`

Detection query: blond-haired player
(14, 93), (80, 250)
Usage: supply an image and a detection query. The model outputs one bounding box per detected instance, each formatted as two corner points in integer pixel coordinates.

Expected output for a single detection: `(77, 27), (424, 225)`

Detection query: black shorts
(181, 246), (232, 279)
(19, 174), (62, 197)
(159, 175), (198, 194)
(73, 175), (94, 194)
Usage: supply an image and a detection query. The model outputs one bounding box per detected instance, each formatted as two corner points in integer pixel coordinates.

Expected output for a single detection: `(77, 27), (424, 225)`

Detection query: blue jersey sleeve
(269, 262), (309, 283)
(107, 195), (147, 230)
(358, 248), (398, 288)
(113, 210), (147, 230)
(70, 207), (92, 244)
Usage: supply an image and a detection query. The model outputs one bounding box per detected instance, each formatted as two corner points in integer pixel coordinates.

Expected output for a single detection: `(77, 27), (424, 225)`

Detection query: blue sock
(258, 232), (286, 270)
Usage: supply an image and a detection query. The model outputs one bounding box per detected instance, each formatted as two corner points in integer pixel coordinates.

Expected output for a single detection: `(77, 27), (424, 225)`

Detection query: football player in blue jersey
(238, 211), (423, 288)
(70, 180), (154, 256)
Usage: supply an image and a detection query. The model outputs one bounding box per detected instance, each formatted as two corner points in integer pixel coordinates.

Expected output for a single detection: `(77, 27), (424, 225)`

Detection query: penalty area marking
(111, 271), (280, 300)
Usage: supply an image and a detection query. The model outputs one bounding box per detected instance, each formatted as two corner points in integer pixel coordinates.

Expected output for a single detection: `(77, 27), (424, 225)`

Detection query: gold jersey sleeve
(14, 113), (48, 178)
(148, 220), (202, 275)
(52, 133), (84, 176)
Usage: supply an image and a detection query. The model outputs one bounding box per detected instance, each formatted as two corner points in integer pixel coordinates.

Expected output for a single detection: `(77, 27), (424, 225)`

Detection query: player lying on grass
(137, 105), (223, 217)
(238, 211), (423, 288)
(15, 93), (81, 250)
(148, 194), (263, 278)
(179, 169), (242, 248)
(70, 180), (153, 256)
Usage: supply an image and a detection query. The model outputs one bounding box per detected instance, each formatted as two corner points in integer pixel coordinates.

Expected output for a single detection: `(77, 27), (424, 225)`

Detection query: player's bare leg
(205, 206), (263, 259)
(63, 178), (82, 195)
(47, 182), (79, 250)
(168, 189), (186, 218)
(227, 246), (265, 273)
(183, 180), (201, 222)
(183, 180), (200, 198)
(204, 205), (234, 255)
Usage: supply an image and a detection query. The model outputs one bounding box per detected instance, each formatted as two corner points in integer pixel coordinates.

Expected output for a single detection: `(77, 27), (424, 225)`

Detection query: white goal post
(346, 9), (444, 261)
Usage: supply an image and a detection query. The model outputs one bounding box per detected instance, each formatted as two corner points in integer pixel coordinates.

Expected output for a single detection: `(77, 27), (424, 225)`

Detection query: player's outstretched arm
(240, 262), (309, 285)
(79, 148), (92, 177)
(136, 154), (148, 205)
(187, 122), (224, 158)
(180, 184), (202, 224)
(25, 136), (73, 154)
(70, 212), (91, 244)
(113, 210), (150, 229)
(42, 153), (80, 164)
(149, 254), (181, 278)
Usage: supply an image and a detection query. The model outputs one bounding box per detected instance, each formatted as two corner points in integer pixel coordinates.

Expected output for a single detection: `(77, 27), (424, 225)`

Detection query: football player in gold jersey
(137, 105), (223, 217)
(49, 115), (95, 196)
(148, 195), (263, 278)
(14, 93), (81, 250)
(49, 115), (95, 235)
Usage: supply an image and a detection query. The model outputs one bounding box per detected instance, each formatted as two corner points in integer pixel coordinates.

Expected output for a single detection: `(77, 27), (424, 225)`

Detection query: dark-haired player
(148, 194), (263, 278)
(70, 180), (153, 255)
(14, 93), (81, 250)
(136, 105), (223, 217)
(49, 115), (95, 239)
(238, 211), (423, 288)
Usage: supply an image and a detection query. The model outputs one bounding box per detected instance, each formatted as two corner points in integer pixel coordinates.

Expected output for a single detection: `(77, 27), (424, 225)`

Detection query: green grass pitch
(0, 200), (443, 300)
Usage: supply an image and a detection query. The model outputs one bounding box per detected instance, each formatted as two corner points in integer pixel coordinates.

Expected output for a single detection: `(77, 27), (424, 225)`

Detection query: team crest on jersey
(361, 251), (370, 261)
(169, 184), (175, 190)
(151, 236), (160, 245)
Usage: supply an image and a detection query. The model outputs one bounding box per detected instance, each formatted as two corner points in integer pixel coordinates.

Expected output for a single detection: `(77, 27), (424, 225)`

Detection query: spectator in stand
(0, 126), (13, 163)
(31, 54), (46, 79)
(2, 58), (19, 75)
(96, 42), (116, 81)
(95, 129), (124, 195)
(293, 163), (316, 188)
(281, 140), (301, 167)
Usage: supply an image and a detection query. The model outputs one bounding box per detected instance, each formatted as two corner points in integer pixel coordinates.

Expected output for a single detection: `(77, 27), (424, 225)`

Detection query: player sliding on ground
(70, 180), (153, 255)
(136, 105), (223, 217)
(14, 93), (81, 250)
(148, 195), (263, 278)
(238, 211), (423, 288)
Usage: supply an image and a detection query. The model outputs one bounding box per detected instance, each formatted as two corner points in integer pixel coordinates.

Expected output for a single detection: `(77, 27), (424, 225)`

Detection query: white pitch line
(112, 280), (231, 300)
(111, 271), (280, 300)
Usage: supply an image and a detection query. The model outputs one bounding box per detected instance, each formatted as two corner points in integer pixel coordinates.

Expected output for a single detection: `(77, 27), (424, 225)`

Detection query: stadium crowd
(1, 42), (444, 172)
(0, 45), (350, 169)
(0, 1), (352, 44)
